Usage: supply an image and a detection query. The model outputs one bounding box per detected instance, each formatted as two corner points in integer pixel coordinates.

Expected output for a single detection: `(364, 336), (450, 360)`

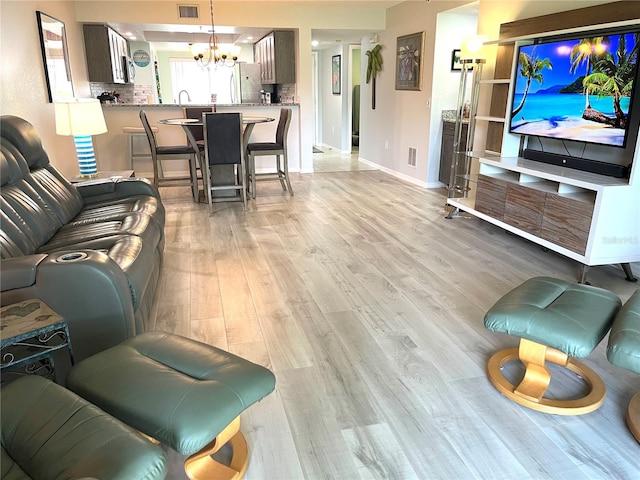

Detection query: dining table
(158, 115), (274, 201)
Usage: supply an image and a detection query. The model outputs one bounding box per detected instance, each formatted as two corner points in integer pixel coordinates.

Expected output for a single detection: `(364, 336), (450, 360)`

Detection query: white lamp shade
(55, 98), (107, 136)
(460, 34), (488, 61)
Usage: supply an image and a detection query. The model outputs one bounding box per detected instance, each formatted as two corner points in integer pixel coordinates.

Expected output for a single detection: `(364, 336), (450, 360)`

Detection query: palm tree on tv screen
(511, 50), (552, 119)
(569, 36), (610, 109)
(582, 33), (639, 127)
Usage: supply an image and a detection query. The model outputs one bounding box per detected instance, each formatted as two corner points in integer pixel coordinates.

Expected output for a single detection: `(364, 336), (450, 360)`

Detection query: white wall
(319, 44), (350, 152)
(357, 0), (624, 188)
(358, 1), (478, 187)
(1, 0), (91, 178)
(427, 9), (478, 187)
(130, 41), (154, 87)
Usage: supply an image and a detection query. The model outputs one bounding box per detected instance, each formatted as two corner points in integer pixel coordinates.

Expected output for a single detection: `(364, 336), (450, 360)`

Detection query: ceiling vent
(178, 5), (199, 19)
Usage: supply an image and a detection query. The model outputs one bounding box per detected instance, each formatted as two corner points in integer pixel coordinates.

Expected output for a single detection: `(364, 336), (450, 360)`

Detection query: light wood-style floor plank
(155, 154), (640, 480)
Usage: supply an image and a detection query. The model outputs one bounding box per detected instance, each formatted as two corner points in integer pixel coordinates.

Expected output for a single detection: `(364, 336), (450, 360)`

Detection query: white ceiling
(107, 0), (404, 51)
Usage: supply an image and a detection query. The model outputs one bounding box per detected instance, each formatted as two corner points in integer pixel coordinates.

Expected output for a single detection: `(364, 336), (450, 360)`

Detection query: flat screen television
(509, 29), (640, 149)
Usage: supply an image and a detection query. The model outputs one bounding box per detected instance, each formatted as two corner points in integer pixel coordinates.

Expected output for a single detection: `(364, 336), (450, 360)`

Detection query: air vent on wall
(178, 5), (199, 19)
(408, 147), (417, 167)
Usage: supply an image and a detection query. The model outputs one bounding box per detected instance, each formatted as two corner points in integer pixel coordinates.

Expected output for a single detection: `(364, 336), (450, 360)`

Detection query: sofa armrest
(76, 178), (159, 204)
(1, 251), (137, 360)
(0, 255), (48, 290)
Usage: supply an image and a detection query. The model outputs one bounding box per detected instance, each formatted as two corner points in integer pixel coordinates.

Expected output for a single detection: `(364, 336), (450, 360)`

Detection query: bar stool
(246, 107), (293, 198)
(123, 125), (158, 169)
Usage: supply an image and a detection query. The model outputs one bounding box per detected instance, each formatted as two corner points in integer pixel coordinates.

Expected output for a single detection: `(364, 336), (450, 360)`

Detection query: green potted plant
(365, 44), (383, 109)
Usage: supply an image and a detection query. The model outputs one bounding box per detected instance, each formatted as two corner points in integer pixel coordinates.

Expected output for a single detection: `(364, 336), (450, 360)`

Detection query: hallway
(312, 147), (377, 173)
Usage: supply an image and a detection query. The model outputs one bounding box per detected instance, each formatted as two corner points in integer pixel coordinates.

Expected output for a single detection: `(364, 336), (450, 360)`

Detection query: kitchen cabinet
(84, 24), (130, 84)
(254, 31), (295, 84)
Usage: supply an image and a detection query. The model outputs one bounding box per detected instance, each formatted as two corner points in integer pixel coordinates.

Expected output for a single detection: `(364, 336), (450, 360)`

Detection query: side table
(1, 299), (74, 383)
(70, 170), (135, 183)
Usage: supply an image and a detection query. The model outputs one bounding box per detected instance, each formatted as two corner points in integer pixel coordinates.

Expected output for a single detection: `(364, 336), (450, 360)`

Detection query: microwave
(123, 56), (136, 84)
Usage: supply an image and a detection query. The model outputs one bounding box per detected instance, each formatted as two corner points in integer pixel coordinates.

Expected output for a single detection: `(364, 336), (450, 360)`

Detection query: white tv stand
(446, 154), (639, 283)
(443, 4), (640, 284)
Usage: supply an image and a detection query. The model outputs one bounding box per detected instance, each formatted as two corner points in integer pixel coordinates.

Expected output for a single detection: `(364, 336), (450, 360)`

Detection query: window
(169, 59), (234, 104)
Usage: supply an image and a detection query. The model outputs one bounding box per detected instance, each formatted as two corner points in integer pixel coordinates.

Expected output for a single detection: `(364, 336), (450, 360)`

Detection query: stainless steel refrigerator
(231, 63), (262, 103)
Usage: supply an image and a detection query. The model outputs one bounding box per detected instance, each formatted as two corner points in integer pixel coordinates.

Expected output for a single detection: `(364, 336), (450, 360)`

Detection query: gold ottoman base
(487, 339), (606, 415)
(627, 391), (640, 443)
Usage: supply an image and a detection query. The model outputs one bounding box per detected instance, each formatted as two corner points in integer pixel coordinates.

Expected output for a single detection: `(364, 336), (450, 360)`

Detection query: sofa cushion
(484, 276), (621, 358)
(3, 139), (84, 223)
(1, 446), (29, 480)
(1, 143), (162, 258)
(1, 375), (167, 480)
(1, 149), (62, 249)
(607, 289), (640, 374)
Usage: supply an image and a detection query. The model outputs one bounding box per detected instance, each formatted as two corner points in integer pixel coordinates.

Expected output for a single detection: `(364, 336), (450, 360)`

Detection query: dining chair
(183, 107), (214, 192)
(183, 106), (215, 147)
(203, 112), (246, 210)
(139, 110), (199, 201)
(246, 107), (293, 198)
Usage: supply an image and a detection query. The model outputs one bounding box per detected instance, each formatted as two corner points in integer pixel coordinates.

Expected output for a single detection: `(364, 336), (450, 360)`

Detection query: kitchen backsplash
(91, 82), (296, 104)
(90, 83), (154, 104)
(277, 84), (296, 104)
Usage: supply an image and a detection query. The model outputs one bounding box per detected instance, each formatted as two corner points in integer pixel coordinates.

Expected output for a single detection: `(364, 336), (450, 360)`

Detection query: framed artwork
(395, 32), (424, 91)
(451, 49), (472, 71)
(36, 11), (74, 103)
(332, 55), (341, 95)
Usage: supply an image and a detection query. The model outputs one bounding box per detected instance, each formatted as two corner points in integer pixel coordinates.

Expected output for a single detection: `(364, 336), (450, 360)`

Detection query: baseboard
(358, 157), (427, 189)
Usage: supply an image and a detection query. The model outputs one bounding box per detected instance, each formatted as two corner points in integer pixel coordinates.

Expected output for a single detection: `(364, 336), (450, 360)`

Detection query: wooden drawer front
(503, 184), (545, 235)
(442, 121), (468, 140)
(475, 175), (507, 220)
(540, 194), (594, 254)
(443, 121), (455, 135)
(543, 194), (594, 232)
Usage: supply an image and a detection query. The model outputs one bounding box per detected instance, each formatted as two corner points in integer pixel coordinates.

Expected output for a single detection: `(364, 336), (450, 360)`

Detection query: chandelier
(192, 0), (239, 67)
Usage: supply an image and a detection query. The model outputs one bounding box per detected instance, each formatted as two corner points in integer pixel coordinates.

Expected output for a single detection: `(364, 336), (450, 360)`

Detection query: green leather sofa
(0, 115), (165, 360)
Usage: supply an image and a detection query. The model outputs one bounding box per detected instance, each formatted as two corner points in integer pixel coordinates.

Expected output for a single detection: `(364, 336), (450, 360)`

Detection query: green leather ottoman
(484, 277), (621, 415)
(1, 375), (167, 480)
(66, 331), (276, 480)
(606, 289), (640, 442)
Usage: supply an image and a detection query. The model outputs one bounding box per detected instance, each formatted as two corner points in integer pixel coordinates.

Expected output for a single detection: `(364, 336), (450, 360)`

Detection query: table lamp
(55, 98), (107, 177)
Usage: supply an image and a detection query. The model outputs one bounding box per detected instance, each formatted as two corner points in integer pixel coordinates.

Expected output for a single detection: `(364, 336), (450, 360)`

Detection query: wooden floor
(153, 154), (639, 479)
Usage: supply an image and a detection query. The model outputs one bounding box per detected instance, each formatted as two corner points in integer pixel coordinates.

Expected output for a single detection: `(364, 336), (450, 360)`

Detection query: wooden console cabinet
(449, 155), (639, 280)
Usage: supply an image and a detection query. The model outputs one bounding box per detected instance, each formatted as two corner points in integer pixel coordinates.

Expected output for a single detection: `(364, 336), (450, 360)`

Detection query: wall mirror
(37, 11), (74, 102)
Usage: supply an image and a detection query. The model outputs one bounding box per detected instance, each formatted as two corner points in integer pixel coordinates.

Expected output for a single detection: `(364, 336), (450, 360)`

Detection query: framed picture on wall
(332, 55), (341, 95)
(36, 11), (74, 103)
(451, 49), (472, 71)
(395, 32), (424, 91)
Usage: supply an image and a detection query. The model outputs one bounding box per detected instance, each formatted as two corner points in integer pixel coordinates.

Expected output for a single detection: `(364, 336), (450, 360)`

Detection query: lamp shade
(460, 34), (488, 61)
(54, 98), (107, 136)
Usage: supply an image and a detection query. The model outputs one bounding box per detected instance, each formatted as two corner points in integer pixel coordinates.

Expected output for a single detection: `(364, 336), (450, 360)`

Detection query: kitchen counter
(442, 109), (469, 123)
(102, 103), (299, 108)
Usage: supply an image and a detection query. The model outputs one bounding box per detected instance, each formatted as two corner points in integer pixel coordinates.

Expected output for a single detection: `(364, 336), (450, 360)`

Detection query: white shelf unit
(446, 3), (640, 281)
(447, 154), (640, 269)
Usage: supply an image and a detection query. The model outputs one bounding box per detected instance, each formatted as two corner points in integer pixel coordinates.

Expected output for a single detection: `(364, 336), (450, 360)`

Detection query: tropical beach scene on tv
(509, 32), (639, 148)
